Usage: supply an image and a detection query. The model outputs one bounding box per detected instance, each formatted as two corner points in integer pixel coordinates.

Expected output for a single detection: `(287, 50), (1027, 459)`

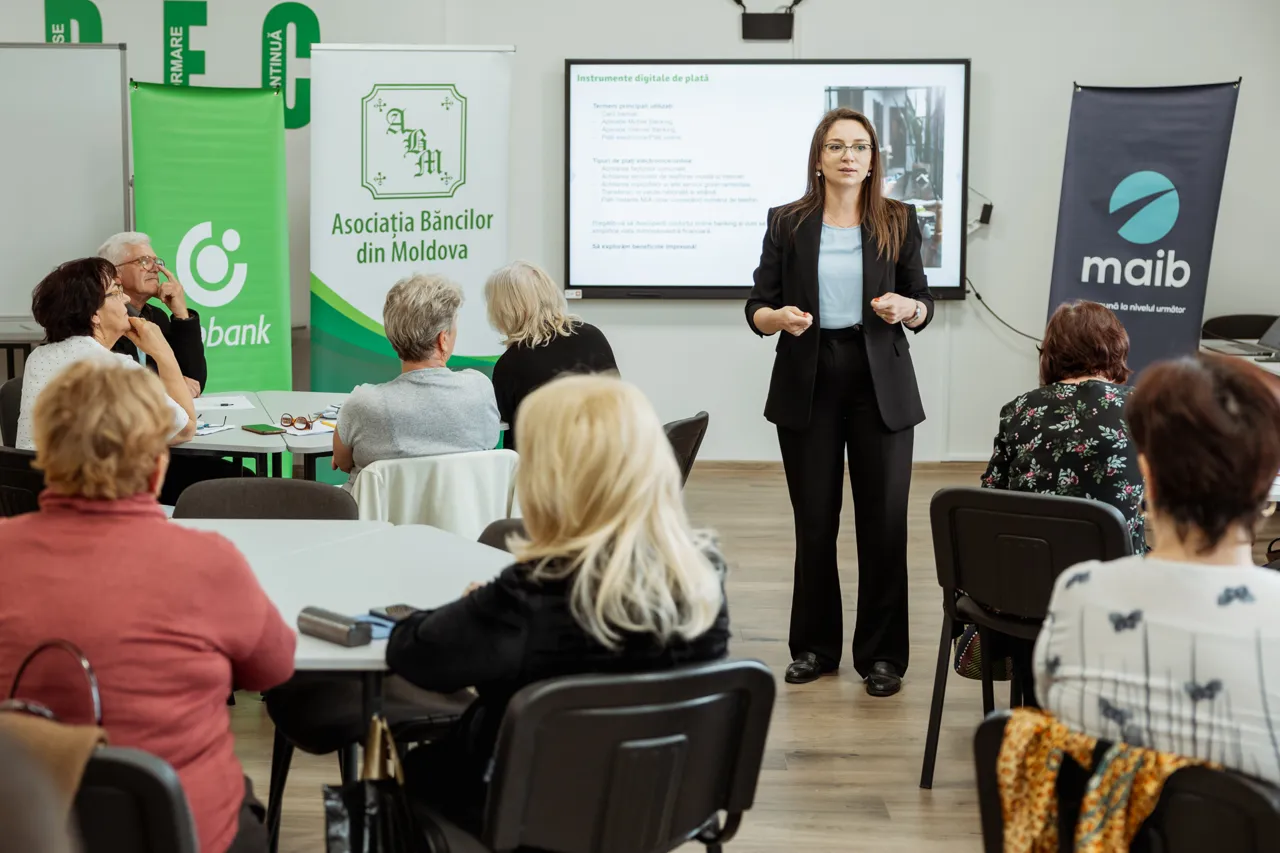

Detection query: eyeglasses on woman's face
(105, 281), (128, 301)
(823, 142), (874, 157)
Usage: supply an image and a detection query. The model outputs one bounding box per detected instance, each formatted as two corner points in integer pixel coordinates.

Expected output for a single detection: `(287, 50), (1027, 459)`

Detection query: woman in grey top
(332, 273), (500, 488)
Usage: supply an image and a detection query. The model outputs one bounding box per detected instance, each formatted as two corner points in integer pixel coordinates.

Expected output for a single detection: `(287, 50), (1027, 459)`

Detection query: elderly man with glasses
(98, 232), (206, 400)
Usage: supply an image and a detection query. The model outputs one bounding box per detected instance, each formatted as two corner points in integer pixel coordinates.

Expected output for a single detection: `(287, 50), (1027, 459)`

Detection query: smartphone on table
(242, 424), (286, 435)
(370, 604), (417, 622)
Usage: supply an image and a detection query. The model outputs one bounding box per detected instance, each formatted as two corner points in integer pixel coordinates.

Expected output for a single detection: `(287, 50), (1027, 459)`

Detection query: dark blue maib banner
(1047, 82), (1239, 376)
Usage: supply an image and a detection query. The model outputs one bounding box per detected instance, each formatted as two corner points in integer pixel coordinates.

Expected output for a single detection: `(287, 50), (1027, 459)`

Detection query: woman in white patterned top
(1035, 354), (1280, 784)
(16, 258), (194, 450)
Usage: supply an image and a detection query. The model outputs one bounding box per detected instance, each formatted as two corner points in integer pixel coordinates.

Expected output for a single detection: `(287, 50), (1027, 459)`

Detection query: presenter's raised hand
(773, 306), (813, 337)
(870, 293), (922, 326)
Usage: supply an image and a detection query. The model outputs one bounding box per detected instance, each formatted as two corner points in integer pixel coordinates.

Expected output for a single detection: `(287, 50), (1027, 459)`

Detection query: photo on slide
(825, 86), (948, 270)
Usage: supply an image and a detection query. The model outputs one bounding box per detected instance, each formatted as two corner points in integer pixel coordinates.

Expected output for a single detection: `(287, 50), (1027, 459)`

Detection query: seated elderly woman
(966, 301), (1142, 691)
(333, 273), (500, 487)
(981, 300), (1145, 552)
(484, 261), (617, 450)
(1035, 354), (1280, 785)
(16, 257), (195, 449)
(0, 360), (295, 853)
(386, 374), (730, 831)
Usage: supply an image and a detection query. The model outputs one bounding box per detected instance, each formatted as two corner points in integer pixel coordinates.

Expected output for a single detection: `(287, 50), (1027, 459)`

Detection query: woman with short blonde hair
(387, 373), (728, 831)
(33, 360), (174, 500)
(332, 272), (500, 487)
(0, 359), (295, 853)
(483, 261), (617, 450)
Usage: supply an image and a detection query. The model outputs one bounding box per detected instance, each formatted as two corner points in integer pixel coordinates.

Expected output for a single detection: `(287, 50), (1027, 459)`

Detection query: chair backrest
(974, 712), (1280, 853)
(482, 659), (775, 853)
(351, 449), (518, 537)
(0, 445), (43, 517)
(0, 375), (21, 447)
(664, 411), (709, 488)
(1202, 314), (1279, 341)
(478, 517), (527, 553)
(75, 747), (198, 853)
(931, 487), (1133, 620)
(171, 478), (358, 520)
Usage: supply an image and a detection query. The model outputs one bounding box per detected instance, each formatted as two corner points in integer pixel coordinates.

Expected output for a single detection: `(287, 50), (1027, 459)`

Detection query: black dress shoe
(865, 661), (902, 697)
(785, 653), (834, 684)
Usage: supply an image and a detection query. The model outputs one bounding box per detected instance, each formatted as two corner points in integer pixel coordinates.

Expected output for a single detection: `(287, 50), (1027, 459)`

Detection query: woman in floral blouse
(981, 300), (1145, 554)
(964, 302), (1143, 698)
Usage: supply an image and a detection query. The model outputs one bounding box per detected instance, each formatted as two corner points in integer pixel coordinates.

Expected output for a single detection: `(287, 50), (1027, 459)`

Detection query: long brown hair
(771, 107), (908, 262)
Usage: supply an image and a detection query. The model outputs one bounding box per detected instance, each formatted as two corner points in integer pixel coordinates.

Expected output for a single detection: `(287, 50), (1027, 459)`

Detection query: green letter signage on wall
(45, 0), (102, 43)
(262, 2), (321, 129)
(163, 1), (207, 86)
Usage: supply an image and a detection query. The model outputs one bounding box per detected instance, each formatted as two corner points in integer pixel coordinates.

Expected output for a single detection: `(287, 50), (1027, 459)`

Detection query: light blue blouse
(817, 224), (863, 329)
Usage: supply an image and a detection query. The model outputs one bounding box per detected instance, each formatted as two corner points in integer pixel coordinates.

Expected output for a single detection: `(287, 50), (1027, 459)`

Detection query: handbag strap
(7, 640), (103, 727)
(361, 715), (403, 783)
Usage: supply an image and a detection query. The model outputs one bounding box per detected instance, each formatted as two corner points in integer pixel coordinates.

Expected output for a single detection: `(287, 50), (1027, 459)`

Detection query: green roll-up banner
(131, 82), (291, 393)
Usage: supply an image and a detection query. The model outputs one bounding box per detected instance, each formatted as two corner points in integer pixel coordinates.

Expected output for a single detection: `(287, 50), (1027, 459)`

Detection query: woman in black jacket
(484, 261), (618, 450)
(745, 107), (933, 696)
(387, 374), (729, 831)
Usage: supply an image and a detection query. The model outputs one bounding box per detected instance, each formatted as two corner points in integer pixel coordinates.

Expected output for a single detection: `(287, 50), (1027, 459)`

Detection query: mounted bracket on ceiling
(733, 0), (804, 41)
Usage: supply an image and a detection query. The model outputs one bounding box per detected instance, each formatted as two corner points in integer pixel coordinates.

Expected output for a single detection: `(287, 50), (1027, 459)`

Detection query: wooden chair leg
(919, 614), (955, 789)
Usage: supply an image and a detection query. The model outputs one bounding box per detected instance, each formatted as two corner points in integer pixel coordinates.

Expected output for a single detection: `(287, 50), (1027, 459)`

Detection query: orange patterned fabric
(996, 708), (1207, 852)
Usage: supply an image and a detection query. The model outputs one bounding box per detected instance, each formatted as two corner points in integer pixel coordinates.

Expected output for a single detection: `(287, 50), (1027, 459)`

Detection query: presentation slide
(566, 60), (969, 299)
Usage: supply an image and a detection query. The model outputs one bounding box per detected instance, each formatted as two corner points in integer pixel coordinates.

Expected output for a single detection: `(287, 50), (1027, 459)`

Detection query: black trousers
(777, 326), (913, 677)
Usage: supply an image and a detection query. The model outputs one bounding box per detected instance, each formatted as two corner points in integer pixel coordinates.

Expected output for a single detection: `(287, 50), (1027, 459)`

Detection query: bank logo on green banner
(132, 83), (291, 393)
(361, 84), (467, 199)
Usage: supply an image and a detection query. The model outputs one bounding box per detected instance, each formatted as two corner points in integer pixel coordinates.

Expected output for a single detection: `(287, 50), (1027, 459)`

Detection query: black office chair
(1202, 314), (1279, 342)
(172, 478), (358, 520)
(0, 445), (43, 517)
(918, 488), (1132, 789)
(974, 712), (1280, 853)
(415, 659), (776, 853)
(664, 411), (709, 488)
(74, 746), (198, 853)
(478, 518), (526, 553)
(0, 375), (21, 447)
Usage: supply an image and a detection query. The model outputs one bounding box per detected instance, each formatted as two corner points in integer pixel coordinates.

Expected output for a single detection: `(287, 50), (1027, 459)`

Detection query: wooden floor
(229, 462), (1280, 852)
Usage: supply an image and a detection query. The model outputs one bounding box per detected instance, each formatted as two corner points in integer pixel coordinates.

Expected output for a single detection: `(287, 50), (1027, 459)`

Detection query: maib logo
(177, 221), (246, 308)
(1081, 170), (1190, 289)
(1109, 171), (1179, 244)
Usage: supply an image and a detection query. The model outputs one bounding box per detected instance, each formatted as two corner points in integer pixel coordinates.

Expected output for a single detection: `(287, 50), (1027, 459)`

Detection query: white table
(170, 518), (512, 725)
(174, 391), (288, 477)
(256, 390), (348, 479)
(0, 316), (42, 378)
(1199, 339), (1280, 377)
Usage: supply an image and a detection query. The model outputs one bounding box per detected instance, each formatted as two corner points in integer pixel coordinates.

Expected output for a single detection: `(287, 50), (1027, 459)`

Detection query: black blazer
(745, 203), (934, 432)
(386, 557), (730, 802)
(111, 303), (208, 391)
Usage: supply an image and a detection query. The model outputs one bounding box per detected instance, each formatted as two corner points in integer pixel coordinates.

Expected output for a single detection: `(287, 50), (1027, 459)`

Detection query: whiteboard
(0, 44), (129, 318)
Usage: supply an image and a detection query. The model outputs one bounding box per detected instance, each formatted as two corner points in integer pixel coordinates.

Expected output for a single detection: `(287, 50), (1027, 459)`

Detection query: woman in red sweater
(0, 360), (296, 853)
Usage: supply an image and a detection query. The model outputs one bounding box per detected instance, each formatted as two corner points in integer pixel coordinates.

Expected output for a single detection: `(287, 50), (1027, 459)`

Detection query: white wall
(440, 0), (1280, 461)
(5, 0), (1277, 459)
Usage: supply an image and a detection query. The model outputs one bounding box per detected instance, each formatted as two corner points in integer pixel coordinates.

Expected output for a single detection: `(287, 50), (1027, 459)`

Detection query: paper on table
(194, 424), (235, 437)
(284, 422), (335, 437)
(198, 395), (256, 411)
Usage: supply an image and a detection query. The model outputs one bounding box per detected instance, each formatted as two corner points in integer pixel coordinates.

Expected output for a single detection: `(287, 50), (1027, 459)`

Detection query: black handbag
(323, 714), (430, 853)
(1, 639), (103, 725)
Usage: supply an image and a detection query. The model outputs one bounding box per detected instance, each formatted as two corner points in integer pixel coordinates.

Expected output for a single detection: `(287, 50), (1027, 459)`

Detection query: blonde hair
(383, 273), (463, 361)
(511, 374), (724, 648)
(33, 360), (171, 500)
(484, 261), (578, 348)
